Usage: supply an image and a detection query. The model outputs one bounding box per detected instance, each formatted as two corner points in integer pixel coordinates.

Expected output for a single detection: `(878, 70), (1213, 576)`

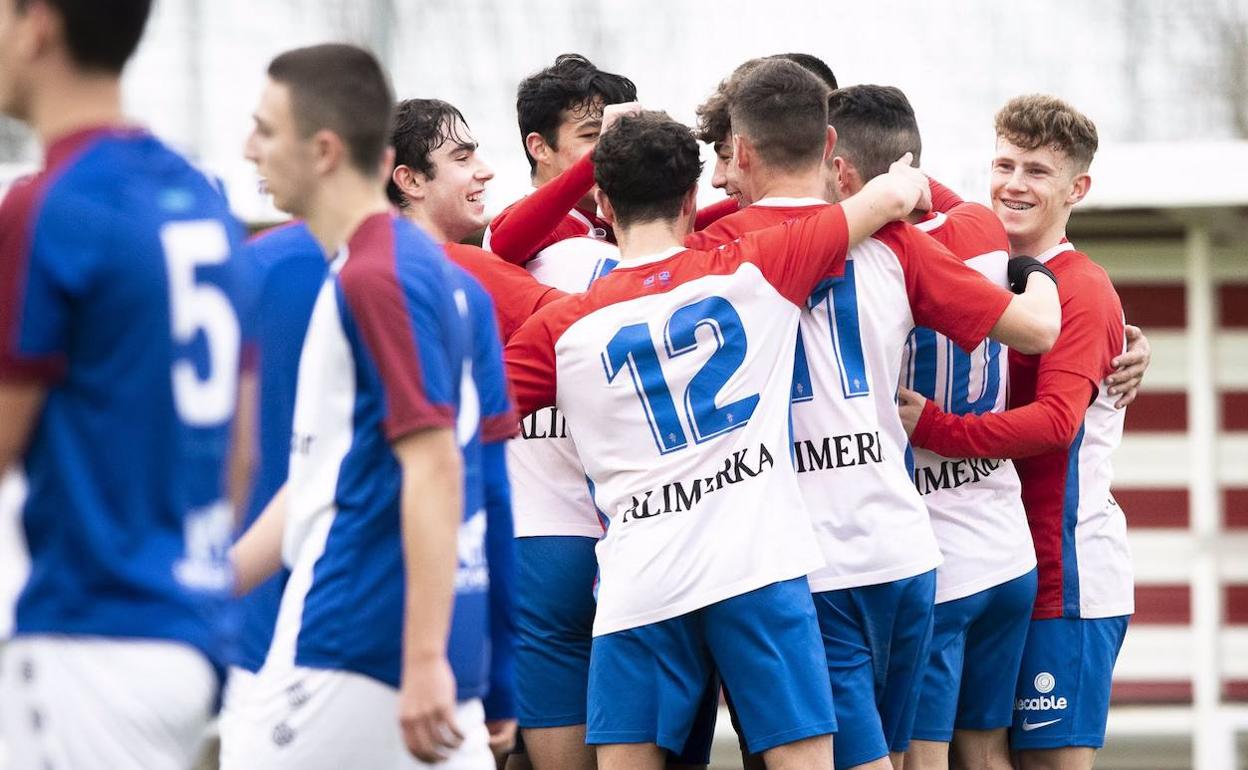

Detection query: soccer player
(502, 52), (833, 254)
(898, 95), (1134, 770)
(473, 56), (649, 770)
(684, 60), (1064, 770)
(505, 108), (932, 770)
(215, 221), (324, 763)
(823, 84), (1037, 770)
(388, 98), (564, 341)
(388, 95), (558, 761)
(483, 54), (637, 264)
(227, 44), (481, 768)
(0, 0), (244, 767)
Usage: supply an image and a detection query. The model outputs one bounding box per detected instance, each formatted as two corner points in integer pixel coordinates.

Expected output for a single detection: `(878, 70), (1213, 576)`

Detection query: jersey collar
(618, 245), (684, 268)
(753, 196), (825, 208)
(1035, 240), (1076, 264)
(914, 211), (948, 233)
(44, 124), (145, 170)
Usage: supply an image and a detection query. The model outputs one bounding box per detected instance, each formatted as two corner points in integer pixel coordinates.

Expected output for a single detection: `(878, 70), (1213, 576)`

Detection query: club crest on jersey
(642, 271), (672, 288)
(174, 501), (233, 592)
(620, 442), (775, 523)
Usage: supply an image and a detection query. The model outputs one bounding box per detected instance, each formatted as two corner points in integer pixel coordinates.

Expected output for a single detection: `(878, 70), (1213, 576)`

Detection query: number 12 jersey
(505, 204), (853, 636)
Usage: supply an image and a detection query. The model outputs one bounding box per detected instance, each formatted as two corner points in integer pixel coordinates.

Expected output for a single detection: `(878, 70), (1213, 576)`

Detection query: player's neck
(400, 208), (451, 244)
(614, 218), (685, 262)
(746, 165), (828, 205)
(29, 71), (125, 148)
(1008, 220), (1070, 258)
(306, 176), (393, 259)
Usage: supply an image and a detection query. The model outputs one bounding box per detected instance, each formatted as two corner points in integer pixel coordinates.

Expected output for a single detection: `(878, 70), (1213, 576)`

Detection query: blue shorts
(512, 536), (715, 765)
(587, 577), (834, 756)
(1010, 615), (1130, 750)
(814, 569), (936, 769)
(514, 536), (598, 729)
(911, 569), (1037, 742)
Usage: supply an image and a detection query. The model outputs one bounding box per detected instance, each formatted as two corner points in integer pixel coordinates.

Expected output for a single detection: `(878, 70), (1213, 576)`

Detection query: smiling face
(990, 137), (1089, 255)
(710, 138), (744, 206)
(243, 79), (318, 217)
(422, 116), (494, 242)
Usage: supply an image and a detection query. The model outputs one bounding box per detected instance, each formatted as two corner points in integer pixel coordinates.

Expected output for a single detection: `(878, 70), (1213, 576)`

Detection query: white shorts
(0, 635), (215, 770)
(0, 471), (29, 640)
(219, 663), (493, 770)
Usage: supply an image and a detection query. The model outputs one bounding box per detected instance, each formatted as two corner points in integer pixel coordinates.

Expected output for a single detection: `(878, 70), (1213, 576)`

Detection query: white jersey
(901, 210), (1036, 603)
(688, 201), (1014, 594)
(506, 206), (857, 635)
(507, 237), (621, 538)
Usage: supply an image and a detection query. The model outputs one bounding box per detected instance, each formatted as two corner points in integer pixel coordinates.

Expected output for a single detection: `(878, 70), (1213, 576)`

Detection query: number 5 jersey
(0, 127), (246, 667)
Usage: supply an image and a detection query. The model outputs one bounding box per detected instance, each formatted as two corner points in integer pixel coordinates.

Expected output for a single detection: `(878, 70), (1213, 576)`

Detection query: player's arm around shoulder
(841, 152), (931, 245)
(742, 153), (931, 306)
(986, 257), (1062, 354)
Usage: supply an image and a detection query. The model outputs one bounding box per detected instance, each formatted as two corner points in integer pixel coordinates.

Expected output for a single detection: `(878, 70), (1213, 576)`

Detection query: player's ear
(19, 0), (61, 61)
(524, 131), (550, 168)
(595, 188), (616, 227)
(823, 125), (838, 162)
(832, 156), (856, 199)
(680, 186), (698, 218)
(310, 129), (344, 175)
(391, 164), (425, 203)
(731, 133), (749, 171)
(1068, 172), (1091, 206)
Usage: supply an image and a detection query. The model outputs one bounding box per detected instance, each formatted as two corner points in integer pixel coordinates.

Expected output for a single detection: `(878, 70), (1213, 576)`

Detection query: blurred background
(1, 1), (1246, 767)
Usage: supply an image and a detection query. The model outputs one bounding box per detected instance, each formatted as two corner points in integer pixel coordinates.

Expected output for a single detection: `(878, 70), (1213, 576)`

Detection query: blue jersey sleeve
(481, 440), (517, 720)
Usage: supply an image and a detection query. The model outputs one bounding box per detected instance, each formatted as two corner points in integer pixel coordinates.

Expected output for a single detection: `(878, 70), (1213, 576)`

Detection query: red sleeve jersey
(684, 200), (1011, 350)
(871, 222), (1012, 353)
(910, 242), (1132, 619)
(910, 243), (1121, 459)
(443, 243), (565, 342)
(484, 153), (744, 266)
(505, 202), (850, 415)
(483, 155), (610, 266)
(914, 201), (1010, 264)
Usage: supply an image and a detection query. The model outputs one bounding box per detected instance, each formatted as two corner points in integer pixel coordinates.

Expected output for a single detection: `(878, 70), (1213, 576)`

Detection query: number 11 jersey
(505, 204), (853, 636)
(689, 199), (1015, 594)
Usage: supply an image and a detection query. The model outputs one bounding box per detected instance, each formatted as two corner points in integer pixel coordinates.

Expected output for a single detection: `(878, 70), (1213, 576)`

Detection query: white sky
(21, 0), (1239, 221)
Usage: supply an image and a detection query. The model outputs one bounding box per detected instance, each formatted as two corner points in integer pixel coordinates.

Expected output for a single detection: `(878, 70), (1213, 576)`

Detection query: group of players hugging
(0, 1), (1157, 770)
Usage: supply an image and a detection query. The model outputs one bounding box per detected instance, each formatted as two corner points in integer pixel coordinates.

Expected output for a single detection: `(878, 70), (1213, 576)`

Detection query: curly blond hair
(995, 94), (1098, 172)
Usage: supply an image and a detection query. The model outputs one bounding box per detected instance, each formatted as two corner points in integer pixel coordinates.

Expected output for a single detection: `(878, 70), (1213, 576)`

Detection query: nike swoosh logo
(1021, 718), (1062, 731)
